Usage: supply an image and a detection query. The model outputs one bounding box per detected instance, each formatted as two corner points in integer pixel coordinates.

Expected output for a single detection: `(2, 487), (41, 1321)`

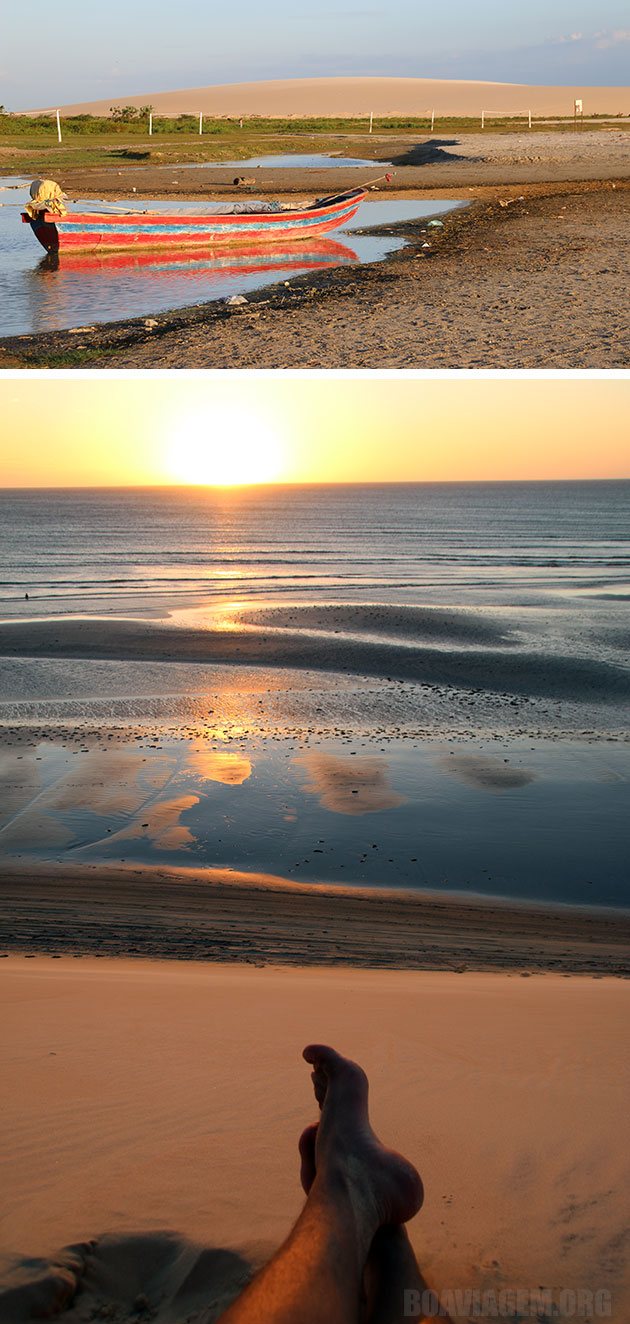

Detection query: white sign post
(369, 110), (373, 134)
(199, 112), (203, 135)
(574, 97), (583, 129)
(481, 110), (485, 129)
(528, 109), (532, 129)
(431, 108), (435, 132)
(149, 112), (153, 136)
(56, 109), (62, 143)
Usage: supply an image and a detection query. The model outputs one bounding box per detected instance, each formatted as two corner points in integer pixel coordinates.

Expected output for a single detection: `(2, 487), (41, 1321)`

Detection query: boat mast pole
(361, 172), (394, 190)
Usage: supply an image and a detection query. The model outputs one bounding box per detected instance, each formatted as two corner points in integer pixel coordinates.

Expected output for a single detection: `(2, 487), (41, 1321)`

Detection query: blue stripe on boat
(57, 206), (359, 237)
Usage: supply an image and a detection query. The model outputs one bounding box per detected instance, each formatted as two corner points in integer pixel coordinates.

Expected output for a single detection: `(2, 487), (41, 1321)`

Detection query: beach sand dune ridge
(25, 76), (630, 119)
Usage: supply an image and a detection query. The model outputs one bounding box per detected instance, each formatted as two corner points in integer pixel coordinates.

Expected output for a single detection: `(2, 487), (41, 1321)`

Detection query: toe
(303, 1045), (365, 1089)
(303, 1045), (369, 1115)
(303, 1044), (346, 1071)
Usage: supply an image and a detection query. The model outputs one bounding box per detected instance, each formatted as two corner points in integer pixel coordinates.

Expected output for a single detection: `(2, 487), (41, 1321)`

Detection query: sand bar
(1, 958), (628, 1321)
(1, 615), (629, 702)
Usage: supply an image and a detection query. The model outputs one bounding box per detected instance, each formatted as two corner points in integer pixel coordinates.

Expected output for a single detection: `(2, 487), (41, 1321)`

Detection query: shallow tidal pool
(1, 732), (628, 908)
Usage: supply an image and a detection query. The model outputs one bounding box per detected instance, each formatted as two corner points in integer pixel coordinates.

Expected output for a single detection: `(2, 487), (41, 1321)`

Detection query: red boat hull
(22, 190), (365, 253)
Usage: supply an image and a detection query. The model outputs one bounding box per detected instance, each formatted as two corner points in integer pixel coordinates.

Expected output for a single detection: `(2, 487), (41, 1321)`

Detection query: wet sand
(24, 129), (630, 197)
(1, 959), (628, 1322)
(1, 613), (629, 703)
(4, 181), (628, 369)
(1, 861), (629, 973)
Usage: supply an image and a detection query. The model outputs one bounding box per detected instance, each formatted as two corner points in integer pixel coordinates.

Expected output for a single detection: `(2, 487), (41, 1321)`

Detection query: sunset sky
(1, 376), (628, 486)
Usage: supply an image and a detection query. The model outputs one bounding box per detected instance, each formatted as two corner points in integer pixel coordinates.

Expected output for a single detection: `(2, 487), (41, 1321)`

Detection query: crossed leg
(299, 1117), (431, 1324)
(219, 1044), (425, 1324)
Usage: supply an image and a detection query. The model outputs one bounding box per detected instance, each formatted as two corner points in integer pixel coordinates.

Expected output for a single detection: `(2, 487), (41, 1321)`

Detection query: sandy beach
(0, 477), (628, 1320)
(1, 958), (628, 1322)
(2, 861), (629, 974)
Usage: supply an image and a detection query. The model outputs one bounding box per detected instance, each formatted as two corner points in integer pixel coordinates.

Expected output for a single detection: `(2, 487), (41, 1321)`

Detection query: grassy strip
(1, 119), (622, 176)
(3, 112), (628, 136)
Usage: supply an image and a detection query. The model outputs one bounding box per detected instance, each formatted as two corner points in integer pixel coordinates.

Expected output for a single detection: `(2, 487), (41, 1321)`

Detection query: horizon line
(2, 477), (629, 491)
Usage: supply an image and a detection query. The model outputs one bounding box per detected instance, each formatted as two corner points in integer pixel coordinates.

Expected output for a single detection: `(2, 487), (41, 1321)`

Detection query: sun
(162, 405), (286, 486)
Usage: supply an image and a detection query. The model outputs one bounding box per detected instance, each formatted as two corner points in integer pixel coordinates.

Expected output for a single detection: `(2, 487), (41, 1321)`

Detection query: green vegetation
(3, 110), (628, 137)
(1, 111), (625, 177)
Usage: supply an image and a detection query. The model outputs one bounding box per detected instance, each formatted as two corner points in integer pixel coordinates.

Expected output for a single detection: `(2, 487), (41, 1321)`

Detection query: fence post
(149, 112), (153, 136)
(56, 109), (62, 143)
(199, 112), (203, 135)
(481, 110), (485, 129)
(369, 110), (373, 134)
(431, 108), (435, 132)
(528, 108), (532, 129)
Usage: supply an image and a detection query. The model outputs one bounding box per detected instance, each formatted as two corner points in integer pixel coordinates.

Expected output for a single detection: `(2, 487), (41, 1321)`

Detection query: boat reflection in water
(30, 234), (361, 331)
(42, 234), (357, 279)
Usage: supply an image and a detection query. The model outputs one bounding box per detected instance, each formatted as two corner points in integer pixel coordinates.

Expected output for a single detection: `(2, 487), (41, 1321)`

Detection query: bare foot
(302, 1044), (423, 1232)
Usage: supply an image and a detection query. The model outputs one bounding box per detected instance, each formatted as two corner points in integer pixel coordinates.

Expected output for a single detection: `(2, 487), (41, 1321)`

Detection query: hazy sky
(3, 2), (630, 108)
(1, 377), (628, 486)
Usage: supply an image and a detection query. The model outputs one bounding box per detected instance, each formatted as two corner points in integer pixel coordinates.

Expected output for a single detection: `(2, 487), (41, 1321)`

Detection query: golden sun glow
(163, 406), (286, 486)
(1, 379), (629, 487)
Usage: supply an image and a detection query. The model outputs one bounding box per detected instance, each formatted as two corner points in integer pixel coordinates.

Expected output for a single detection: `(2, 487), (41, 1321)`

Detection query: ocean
(1, 480), (629, 617)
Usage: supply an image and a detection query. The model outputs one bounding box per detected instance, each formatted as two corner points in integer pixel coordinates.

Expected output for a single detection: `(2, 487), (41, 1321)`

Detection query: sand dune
(1, 960), (628, 1322)
(26, 76), (630, 119)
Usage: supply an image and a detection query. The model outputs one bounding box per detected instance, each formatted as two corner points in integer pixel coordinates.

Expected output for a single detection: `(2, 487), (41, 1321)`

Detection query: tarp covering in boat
(25, 179), (68, 218)
(185, 200), (288, 214)
(24, 182), (293, 218)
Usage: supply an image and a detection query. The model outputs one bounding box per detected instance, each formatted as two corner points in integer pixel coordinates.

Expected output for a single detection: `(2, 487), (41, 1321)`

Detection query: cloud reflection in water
(294, 752), (406, 816)
(189, 749), (252, 786)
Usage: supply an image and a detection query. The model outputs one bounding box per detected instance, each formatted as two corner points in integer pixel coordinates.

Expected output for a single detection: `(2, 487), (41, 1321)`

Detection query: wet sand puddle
(0, 178), (464, 336)
(185, 153), (394, 169)
(0, 734), (628, 907)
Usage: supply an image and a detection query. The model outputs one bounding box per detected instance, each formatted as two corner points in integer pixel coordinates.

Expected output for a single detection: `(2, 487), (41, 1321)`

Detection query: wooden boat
(22, 188), (366, 254)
